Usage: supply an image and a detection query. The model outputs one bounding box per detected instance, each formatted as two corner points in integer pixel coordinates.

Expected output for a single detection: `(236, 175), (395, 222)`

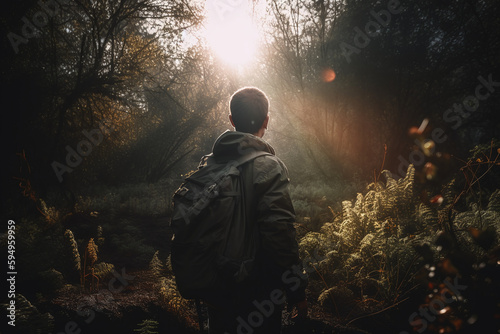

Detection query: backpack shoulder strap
(198, 154), (212, 169)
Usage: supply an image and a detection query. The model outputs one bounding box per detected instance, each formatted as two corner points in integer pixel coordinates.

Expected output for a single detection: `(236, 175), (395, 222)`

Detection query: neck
(253, 128), (265, 138)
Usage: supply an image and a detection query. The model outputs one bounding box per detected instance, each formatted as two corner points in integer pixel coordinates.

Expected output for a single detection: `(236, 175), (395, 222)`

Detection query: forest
(1, 0), (499, 333)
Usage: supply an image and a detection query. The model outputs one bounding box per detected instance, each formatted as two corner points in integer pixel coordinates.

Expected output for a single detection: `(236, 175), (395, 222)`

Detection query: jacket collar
(212, 130), (275, 162)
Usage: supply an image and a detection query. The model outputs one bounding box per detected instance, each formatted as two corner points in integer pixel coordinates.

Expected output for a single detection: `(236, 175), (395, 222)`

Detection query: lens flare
(322, 67), (336, 82)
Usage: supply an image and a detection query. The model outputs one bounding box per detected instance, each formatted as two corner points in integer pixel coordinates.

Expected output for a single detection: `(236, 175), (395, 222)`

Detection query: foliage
(299, 165), (424, 311)
(259, 0), (500, 180)
(298, 140), (500, 331)
(0, 294), (54, 334)
(107, 220), (157, 268)
(134, 319), (159, 334)
(455, 140), (500, 213)
(2, 0), (216, 192)
(63, 229), (82, 278)
(75, 180), (175, 217)
(149, 250), (164, 278)
(96, 225), (105, 247)
(290, 177), (364, 239)
(81, 238), (99, 292)
(150, 253), (197, 327)
(157, 277), (191, 318)
(403, 190), (500, 333)
(93, 262), (115, 281)
(37, 268), (65, 295)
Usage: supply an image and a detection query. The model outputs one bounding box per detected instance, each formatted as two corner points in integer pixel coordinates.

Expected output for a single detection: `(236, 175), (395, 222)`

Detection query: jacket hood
(212, 130), (275, 162)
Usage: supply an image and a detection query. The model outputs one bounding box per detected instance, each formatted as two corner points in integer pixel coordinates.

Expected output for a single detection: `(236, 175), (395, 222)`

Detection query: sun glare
(204, 1), (261, 67)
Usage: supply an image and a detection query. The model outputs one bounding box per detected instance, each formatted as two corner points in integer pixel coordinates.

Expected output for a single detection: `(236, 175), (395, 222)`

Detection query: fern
(158, 277), (189, 317)
(134, 319), (159, 334)
(298, 165), (421, 307)
(96, 225), (105, 247)
(93, 262), (115, 280)
(298, 158), (499, 318)
(149, 250), (164, 278)
(487, 189), (500, 212)
(64, 229), (81, 275)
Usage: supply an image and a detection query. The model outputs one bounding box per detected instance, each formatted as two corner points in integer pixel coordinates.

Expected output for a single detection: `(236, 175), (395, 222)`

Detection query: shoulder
(252, 154), (290, 184)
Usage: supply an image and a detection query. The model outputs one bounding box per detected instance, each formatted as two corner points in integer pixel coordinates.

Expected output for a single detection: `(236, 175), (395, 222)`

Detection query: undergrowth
(297, 141), (500, 333)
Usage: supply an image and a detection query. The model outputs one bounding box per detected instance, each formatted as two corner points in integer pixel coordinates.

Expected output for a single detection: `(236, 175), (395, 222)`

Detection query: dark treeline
(2, 0), (222, 199)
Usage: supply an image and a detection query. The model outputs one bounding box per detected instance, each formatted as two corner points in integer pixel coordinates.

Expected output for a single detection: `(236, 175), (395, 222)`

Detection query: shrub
(298, 165), (428, 315)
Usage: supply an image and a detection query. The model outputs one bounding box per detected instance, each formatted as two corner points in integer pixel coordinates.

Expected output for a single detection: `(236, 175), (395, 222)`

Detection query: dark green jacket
(211, 130), (307, 304)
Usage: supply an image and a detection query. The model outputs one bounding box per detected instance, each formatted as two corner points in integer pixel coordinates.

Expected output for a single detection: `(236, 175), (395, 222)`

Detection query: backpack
(170, 150), (271, 299)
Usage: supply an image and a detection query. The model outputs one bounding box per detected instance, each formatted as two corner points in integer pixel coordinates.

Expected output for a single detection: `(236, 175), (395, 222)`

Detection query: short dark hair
(230, 87), (269, 134)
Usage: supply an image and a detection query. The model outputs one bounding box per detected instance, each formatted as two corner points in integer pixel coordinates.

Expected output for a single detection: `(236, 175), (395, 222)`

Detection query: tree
(2, 0), (206, 190)
(120, 45), (231, 183)
(260, 0), (500, 180)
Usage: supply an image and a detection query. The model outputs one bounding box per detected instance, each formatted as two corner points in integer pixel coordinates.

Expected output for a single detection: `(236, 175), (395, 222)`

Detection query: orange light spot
(469, 227), (481, 239)
(430, 194), (443, 204)
(322, 68), (336, 82)
(408, 126), (420, 136)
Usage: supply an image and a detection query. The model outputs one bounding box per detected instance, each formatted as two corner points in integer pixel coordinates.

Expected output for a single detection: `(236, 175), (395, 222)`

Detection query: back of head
(230, 87), (269, 134)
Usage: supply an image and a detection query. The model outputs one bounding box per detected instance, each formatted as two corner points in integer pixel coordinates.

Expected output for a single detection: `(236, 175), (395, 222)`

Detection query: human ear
(262, 115), (269, 129)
